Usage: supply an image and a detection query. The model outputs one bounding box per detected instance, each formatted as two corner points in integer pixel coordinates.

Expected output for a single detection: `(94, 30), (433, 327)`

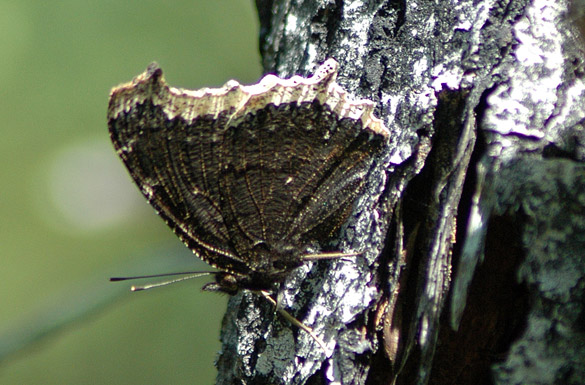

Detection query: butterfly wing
(107, 66), (249, 275)
(218, 101), (385, 262)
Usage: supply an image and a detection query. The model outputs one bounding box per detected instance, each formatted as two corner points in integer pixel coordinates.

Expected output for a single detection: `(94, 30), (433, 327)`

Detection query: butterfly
(107, 58), (388, 300)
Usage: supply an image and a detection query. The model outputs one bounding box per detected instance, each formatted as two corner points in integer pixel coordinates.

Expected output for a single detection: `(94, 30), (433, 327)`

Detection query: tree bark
(216, 1), (585, 384)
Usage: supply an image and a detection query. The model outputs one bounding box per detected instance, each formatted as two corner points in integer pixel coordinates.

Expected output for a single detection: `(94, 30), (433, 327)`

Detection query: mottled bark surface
(216, 1), (585, 384)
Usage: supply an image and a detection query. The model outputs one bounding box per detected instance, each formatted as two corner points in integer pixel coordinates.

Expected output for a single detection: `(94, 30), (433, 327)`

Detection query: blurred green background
(0, 1), (260, 384)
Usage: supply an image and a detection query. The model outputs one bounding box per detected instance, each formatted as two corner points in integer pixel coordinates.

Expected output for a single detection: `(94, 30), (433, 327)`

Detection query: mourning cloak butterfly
(107, 59), (389, 295)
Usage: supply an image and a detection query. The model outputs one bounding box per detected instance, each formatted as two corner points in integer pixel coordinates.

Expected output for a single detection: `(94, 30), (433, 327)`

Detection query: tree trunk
(216, 1), (585, 384)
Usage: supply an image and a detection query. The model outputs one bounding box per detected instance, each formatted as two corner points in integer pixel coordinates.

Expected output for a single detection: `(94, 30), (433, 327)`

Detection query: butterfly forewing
(108, 96), (247, 274)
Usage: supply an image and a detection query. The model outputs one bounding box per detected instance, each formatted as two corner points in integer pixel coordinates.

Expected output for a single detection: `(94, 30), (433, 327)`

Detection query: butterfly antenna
(259, 291), (329, 354)
(110, 271), (212, 281)
(302, 250), (361, 261)
(110, 272), (214, 291)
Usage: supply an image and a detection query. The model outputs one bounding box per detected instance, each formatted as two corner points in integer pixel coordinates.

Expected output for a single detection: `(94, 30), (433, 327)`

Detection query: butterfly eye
(272, 260), (287, 270)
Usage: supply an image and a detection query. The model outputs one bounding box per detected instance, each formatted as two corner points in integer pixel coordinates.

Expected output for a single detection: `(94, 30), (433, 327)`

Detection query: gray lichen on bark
(489, 159), (585, 384)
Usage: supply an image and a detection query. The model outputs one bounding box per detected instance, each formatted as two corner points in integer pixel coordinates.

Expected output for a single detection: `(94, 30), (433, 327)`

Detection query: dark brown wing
(218, 101), (384, 260)
(107, 67), (249, 275)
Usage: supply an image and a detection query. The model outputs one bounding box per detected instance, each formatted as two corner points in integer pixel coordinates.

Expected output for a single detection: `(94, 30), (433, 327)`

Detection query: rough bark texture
(215, 1), (585, 384)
